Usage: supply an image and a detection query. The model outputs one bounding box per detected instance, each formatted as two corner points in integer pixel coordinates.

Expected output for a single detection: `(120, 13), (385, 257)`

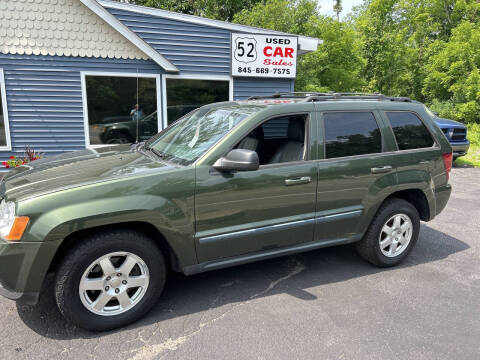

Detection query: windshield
(145, 106), (255, 165)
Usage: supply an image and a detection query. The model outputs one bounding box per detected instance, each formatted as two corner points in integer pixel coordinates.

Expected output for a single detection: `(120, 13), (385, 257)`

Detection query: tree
(234, 0), (319, 35)
(423, 20), (480, 122)
(296, 18), (366, 92)
(333, 0), (343, 21)
(124, 0), (262, 21)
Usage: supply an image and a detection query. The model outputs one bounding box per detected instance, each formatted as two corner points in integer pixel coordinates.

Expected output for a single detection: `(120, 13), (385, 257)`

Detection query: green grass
(454, 123), (480, 168)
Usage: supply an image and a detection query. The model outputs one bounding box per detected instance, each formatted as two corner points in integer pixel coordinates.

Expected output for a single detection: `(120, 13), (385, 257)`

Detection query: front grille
(441, 127), (467, 141)
(452, 128), (466, 141)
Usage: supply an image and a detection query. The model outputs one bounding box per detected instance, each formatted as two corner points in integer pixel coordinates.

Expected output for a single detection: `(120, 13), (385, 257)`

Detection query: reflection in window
(386, 112), (434, 150)
(262, 116), (290, 139)
(324, 112), (382, 159)
(85, 76), (158, 145)
(166, 79), (229, 125)
(148, 106), (253, 165)
(0, 71), (7, 147)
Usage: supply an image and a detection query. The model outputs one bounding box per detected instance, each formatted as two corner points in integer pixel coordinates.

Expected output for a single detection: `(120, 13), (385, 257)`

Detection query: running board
(183, 235), (361, 275)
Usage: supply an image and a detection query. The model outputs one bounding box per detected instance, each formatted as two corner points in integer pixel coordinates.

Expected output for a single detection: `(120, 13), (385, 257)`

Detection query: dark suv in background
(0, 93), (453, 331)
(433, 116), (469, 159)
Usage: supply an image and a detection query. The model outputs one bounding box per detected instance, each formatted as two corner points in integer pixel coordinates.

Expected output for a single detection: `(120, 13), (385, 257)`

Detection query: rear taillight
(442, 152), (453, 181)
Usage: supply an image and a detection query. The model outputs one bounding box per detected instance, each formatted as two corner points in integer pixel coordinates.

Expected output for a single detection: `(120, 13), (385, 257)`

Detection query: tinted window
(386, 112), (434, 150)
(324, 112), (382, 159)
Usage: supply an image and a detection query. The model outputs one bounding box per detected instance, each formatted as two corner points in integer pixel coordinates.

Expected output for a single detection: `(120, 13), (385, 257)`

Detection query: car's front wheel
(106, 132), (132, 144)
(54, 230), (166, 331)
(356, 198), (420, 267)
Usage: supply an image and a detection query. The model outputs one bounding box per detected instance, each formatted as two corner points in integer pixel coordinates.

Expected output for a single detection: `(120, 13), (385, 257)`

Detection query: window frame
(80, 71), (162, 148)
(0, 68), (12, 151)
(321, 110), (384, 160)
(161, 74), (233, 129)
(226, 112), (312, 168)
(384, 110), (439, 152)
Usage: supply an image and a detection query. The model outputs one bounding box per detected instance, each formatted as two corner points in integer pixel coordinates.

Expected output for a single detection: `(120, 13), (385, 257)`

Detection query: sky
(317, 0), (364, 19)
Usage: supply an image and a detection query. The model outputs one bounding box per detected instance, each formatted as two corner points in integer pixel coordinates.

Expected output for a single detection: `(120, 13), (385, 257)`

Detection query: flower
(5, 165), (10, 168)
(9, 155), (15, 159)
(2, 161), (6, 166)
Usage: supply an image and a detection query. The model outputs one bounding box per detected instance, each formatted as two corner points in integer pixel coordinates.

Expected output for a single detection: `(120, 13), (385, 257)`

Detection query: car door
(314, 110), (398, 243)
(194, 113), (319, 263)
(381, 110), (440, 187)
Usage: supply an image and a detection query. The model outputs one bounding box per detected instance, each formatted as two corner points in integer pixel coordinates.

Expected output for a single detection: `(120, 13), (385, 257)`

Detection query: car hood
(0, 145), (177, 202)
(434, 117), (466, 128)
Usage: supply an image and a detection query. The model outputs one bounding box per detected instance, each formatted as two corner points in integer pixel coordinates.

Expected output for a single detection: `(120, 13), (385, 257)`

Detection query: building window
(165, 78), (230, 125)
(84, 74), (159, 145)
(324, 112), (382, 159)
(0, 69), (11, 150)
(386, 111), (434, 150)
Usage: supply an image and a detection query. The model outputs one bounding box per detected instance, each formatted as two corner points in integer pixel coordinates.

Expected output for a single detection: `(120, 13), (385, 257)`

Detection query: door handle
(371, 166), (393, 174)
(285, 176), (312, 186)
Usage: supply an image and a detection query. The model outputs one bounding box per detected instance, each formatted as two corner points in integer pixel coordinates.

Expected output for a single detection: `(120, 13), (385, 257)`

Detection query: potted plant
(2, 146), (44, 169)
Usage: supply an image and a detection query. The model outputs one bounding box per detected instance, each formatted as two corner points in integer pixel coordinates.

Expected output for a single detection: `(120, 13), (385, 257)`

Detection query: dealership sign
(231, 33), (298, 78)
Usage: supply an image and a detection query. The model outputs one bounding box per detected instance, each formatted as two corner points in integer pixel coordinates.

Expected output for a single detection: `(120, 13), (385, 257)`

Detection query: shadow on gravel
(16, 224), (469, 340)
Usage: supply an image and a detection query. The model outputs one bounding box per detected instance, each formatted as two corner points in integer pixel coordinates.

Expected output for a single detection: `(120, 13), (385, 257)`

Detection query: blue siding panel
(108, 8), (231, 75)
(0, 53), (162, 163)
(233, 78), (294, 100)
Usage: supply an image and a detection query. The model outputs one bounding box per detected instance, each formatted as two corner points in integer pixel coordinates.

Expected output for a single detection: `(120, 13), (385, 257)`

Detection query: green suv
(0, 93), (452, 331)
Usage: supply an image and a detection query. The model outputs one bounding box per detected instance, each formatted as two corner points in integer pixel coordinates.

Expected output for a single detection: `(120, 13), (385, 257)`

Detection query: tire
(356, 198), (420, 267)
(106, 132), (132, 144)
(54, 230), (166, 331)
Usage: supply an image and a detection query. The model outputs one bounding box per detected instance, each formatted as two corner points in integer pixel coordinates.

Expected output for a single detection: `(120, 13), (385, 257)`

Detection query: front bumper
(0, 240), (58, 304)
(0, 279), (38, 303)
(450, 141), (470, 157)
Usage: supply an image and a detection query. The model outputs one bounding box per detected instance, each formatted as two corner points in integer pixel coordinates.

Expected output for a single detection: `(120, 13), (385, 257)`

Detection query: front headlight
(0, 201), (16, 237)
(0, 200), (29, 241)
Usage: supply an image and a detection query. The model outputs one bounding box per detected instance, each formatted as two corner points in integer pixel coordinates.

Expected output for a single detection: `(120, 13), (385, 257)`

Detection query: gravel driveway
(1, 167), (479, 360)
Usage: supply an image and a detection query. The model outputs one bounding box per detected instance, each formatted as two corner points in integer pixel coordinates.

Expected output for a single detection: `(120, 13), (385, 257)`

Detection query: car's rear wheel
(54, 230), (166, 331)
(356, 198), (420, 267)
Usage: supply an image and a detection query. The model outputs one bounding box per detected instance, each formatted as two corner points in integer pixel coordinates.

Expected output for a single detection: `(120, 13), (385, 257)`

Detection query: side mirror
(213, 149), (259, 172)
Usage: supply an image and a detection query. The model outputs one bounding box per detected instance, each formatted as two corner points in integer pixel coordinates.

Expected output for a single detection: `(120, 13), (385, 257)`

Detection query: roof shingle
(0, 0), (149, 60)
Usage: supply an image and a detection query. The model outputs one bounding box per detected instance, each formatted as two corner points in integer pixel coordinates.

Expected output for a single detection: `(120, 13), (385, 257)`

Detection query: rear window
(324, 112), (382, 159)
(386, 112), (434, 150)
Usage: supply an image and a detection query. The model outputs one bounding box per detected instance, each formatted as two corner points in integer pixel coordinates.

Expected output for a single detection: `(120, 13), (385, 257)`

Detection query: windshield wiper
(143, 144), (166, 159)
(150, 147), (165, 159)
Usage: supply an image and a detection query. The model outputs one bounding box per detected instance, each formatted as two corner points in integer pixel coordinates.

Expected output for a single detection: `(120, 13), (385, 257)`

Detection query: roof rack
(247, 92), (412, 103)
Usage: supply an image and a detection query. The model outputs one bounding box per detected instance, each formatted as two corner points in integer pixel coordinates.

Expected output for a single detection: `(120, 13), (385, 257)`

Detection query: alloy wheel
(78, 252), (150, 316)
(379, 213), (413, 258)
